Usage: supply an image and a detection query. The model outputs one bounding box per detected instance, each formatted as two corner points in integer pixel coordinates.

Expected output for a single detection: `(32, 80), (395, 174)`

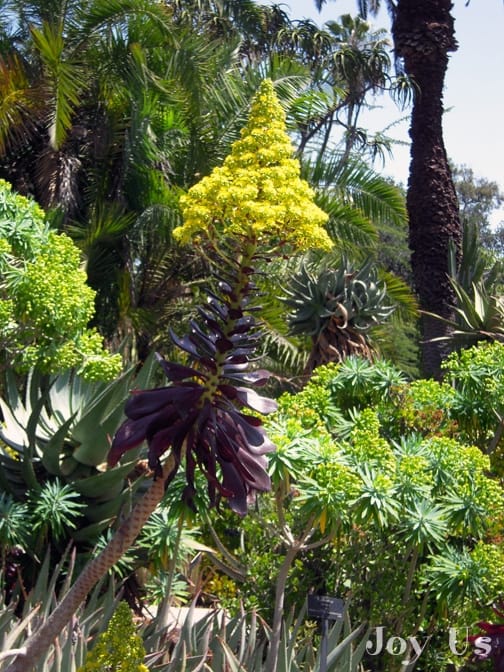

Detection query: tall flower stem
(6, 241), (263, 671)
(5, 456), (177, 672)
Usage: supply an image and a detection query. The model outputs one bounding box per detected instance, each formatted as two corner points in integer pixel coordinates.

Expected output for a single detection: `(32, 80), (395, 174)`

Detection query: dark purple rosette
(109, 263), (277, 515)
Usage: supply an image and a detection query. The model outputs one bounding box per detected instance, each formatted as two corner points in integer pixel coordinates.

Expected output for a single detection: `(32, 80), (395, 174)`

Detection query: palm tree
(277, 11), (413, 165)
(317, 0), (462, 378)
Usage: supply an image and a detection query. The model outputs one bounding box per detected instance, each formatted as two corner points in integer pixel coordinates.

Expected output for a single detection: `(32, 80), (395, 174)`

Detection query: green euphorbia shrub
(205, 354), (504, 671)
(0, 179), (121, 379)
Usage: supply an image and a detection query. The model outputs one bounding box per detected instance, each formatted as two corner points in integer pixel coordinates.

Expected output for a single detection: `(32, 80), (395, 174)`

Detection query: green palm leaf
(31, 22), (84, 149)
(0, 55), (39, 153)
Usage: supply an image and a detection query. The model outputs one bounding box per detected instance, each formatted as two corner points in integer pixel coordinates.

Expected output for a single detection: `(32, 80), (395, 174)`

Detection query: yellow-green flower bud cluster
(77, 601), (148, 672)
(0, 180), (121, 380)
(175, 79), (332, 252)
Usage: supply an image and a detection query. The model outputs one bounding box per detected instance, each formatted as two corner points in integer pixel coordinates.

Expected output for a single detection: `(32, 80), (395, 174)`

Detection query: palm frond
(31, 22), (84, 149)
(378, 269), (418, 319)
(0, 54), (39, 154)
(316, 193), (379, 252)
(76, 0), (176, 44)
(309, 154), (407, 228)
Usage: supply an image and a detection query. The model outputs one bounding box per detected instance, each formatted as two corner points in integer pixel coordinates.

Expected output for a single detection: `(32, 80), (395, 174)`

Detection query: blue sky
(269, 0), (504, 225)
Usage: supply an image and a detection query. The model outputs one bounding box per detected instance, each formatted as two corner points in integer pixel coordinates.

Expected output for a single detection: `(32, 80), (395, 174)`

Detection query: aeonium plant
(4, 79), (331, 672)
(109, 78), (331, 515)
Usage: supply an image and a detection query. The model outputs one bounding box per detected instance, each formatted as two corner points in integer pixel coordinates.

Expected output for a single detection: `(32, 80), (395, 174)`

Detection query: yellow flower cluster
(174, 79), (332, 252)
(77, 601), (148, 672)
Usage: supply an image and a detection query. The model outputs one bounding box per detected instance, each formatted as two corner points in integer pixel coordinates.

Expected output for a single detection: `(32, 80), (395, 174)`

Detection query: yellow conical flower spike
(174, 79), (332, 253)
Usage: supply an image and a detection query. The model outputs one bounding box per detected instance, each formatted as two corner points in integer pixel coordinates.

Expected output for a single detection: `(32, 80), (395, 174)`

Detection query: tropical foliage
(1, 2), (504, 672)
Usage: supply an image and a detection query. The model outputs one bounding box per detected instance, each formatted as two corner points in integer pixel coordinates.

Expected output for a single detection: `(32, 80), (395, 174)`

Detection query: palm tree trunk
(5, 456), (177, 672)
(393, 0), (461, 378)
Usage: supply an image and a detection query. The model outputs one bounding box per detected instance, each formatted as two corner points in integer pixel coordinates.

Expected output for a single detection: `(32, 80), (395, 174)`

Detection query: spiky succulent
(0, 360), (157, 540)
(283, 257), (395, 370)
(109, 248), (276, 515)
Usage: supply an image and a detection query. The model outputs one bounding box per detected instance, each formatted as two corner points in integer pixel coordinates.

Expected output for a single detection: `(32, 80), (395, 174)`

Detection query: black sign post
(307, 596), (345, 672)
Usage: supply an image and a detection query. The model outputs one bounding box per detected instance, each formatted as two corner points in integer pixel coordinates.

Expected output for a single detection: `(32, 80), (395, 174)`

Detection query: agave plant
(0, 355), (158, 545)
(0, 548), (120, 672)
(424, 221), (504, 349)
(283, 256), (395, 373)
(144, 599), (369, 672)
(423, 279), (504, 349)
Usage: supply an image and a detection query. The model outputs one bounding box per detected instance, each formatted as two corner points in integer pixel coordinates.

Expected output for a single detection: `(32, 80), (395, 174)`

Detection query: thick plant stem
(264, 516), (316, 672)
(5, 455), (177, 672)
(264, 545), (299, 672)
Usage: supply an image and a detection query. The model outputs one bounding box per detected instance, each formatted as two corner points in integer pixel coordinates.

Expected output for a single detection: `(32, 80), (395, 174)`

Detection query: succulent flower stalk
(174, 79), (332, 253)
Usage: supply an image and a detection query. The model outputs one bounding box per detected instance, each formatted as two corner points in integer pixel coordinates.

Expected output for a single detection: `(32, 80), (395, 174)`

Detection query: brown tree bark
(392, 0), (461, 378)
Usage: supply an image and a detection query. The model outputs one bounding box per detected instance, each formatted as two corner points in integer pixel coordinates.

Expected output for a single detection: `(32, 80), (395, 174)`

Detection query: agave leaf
(325, 621), (369, 671)
(40, 416), (76, 475)
(71, 518), (115, 543)
(276, 619), (294, 672)
(71, 460), (139, 500)
(83, 482), (140, 523)
(217, 636), (246, 672)
(133, 351), (160, 388)
(0, 397), (27, 452)
(2, 604), (40, 653)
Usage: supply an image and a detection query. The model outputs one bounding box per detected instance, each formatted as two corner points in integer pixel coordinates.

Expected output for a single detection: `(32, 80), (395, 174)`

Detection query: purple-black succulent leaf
(234, 386), (278, 414)
(125, 385), (201, 420)
(225, 354), (248, 365)
(189, 318), (221, 341)
(229, 331), (263, 346)
(218, 460), (248, 515)
(206, 293), (229, 316)
(147, 427), (180, 473)
(215, 337), (234, 353)
(238, 412), (263, 427)
(222, 361), (249, 374)
(217, 383), (238, 401)
(155, 356), (205, 382)
(196, 307), (223, 334)
(147, 415), (186, 458)
(228, 348), (260, 360)
(213, 410), (272, 484)
(184, 432), (197, 487)
(233, 449), (271, 490)
(229, 316), (255, 334)
(108, 416), (152, 465)
(229, 369), (271, 386)
(198, 357), (218, 374)
(187, 324), (218, 358)
(205, 304), (228, 323)
(222, 373), (258, 386)
(235, 415), (276, 453)
(170, 329), (202, 358)
(217, 280), (234, 296)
